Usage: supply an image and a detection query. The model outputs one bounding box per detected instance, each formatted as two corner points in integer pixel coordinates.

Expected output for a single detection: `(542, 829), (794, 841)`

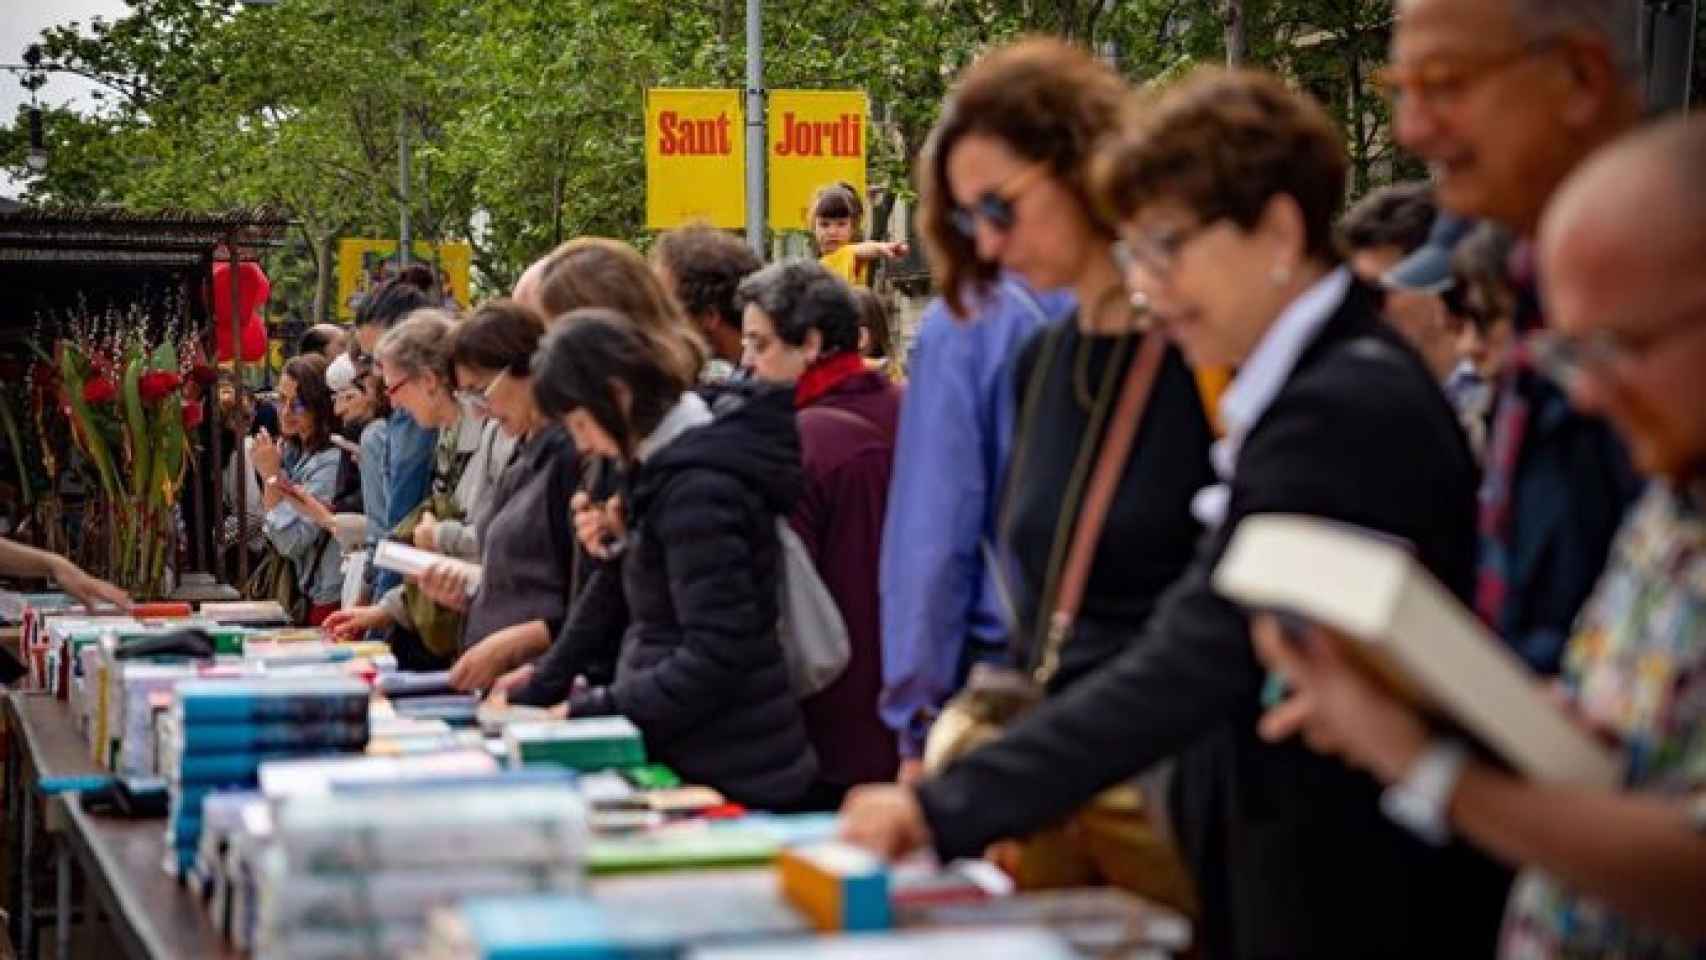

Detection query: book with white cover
(1212, 513), (1623, 788)
(373, 542), (481, 594)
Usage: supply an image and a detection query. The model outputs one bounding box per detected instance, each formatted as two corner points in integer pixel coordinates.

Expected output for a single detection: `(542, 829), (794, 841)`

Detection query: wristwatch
(1380, 739), (1469, 846)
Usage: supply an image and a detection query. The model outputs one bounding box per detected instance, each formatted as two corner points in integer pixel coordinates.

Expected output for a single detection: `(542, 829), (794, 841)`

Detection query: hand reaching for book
(839, 783), (933, 862)
(322, 605), (392, 642)
(1250, 614), (1430, 786)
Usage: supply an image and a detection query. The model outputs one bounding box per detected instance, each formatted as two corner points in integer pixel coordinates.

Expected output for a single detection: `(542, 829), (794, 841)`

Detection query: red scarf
(794, 351), (868, 409)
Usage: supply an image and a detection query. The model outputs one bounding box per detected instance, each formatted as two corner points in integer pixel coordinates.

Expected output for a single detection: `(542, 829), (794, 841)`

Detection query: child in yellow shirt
(811, 182), (908, 287)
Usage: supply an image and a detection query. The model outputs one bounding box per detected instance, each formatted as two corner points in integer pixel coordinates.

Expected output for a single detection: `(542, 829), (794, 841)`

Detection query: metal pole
(398, 108), (412, 268)
(744, 0), (766, 257)
(397, 0), (412, 269)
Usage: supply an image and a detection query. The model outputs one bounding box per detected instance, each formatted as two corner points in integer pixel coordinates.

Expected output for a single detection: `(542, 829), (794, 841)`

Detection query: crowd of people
(185, 0), (1705, 956)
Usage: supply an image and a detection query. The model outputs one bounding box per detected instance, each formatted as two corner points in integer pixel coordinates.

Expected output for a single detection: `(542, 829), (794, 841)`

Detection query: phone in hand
(269, 475), (307, 502)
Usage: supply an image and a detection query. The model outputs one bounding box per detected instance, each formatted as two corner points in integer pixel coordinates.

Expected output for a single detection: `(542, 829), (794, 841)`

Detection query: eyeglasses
(1373, 38), (1559, 110)
(948, 164), (1049, 240)
(385, 376), (415, 400)
(1530, 308), (1705, 389)
(1112, 220), (1212, 281)
(454, 370), (507, 414)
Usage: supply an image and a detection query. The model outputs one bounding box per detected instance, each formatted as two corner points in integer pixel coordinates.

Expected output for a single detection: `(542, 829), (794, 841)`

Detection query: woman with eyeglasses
(843, 67), (1511, 959)
(408, 300), (582, 693)
(249, 354), (345, 626)
(323, 309), (516, 666)
(845, 38), (1216, 910)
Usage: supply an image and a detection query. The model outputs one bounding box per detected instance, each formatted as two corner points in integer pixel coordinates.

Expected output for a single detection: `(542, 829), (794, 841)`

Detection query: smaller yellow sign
(646, 89), (746, 229)
(768, 90), (869, 233)
(336, 240), (473, 321)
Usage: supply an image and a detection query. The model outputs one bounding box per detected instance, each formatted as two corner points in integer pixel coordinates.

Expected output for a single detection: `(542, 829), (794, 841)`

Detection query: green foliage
(4, 0), (1455, 303)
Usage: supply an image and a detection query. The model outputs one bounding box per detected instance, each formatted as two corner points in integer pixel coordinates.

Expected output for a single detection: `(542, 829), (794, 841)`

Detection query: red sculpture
(210, 259), (270, 362)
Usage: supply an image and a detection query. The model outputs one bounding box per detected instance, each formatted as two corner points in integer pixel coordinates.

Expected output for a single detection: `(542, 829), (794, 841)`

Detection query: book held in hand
(373, 542), (481, 595)
(1212, 513), (1623, 787)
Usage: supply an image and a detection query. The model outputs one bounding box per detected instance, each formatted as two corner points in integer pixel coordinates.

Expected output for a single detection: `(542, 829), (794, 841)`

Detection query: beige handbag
(922, 328), (1197, 916)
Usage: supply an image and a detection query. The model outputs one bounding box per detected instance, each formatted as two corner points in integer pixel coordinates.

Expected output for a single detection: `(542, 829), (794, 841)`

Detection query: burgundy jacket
(791, 369), (902, 789)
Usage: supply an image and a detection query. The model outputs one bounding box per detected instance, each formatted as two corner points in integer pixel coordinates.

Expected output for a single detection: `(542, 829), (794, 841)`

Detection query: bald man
(1249, 116), (1706, 958)
(1388, 0), (1646, 675)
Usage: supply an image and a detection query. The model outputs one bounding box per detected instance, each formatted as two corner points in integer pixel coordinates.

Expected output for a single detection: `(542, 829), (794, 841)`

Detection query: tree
(5, 0), (1433, 304)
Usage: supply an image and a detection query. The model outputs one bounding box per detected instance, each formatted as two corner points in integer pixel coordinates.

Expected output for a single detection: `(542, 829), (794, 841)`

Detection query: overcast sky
(3, 0), (130, 197)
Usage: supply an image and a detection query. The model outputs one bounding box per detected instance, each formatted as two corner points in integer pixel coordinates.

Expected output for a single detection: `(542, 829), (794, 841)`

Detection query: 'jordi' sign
(769, 90), (869, 232)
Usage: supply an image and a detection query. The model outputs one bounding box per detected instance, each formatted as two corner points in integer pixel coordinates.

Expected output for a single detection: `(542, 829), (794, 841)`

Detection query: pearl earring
(1269, 264), (1293, 287)
(1129, 290), (1150, 312)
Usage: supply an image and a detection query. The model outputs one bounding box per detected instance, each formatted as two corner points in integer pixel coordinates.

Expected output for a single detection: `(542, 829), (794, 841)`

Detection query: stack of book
(255, 780), (589, 959)
(503, 717), (647, 771)
(163, 678), (371, 875)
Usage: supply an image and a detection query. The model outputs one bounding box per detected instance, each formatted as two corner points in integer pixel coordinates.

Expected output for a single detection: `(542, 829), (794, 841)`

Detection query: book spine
(178, 722), (371, 754)
(179, 698), (370, 724)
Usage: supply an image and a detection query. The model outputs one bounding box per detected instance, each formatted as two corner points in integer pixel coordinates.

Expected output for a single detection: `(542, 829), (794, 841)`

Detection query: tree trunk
(1347, 49), (1370, 196)
(1224, 0), (1249, 67)
(312, 231), (337, 324)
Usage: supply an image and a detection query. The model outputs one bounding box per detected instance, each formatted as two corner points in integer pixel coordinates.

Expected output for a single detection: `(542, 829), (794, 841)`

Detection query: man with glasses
(1252, 114), (1706, 960)
(1385, 0), (1646, 678)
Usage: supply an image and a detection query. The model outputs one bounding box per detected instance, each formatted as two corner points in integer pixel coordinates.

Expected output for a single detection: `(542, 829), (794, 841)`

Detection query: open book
(373, 542), (481, 596)
(1212, 513), (1623, 788)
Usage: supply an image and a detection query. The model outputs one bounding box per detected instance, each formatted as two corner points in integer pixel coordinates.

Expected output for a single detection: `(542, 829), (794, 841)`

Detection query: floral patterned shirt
(1500, 479), (1706, 960)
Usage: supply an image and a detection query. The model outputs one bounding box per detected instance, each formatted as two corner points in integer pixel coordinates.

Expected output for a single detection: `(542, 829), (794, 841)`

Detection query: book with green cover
(586, 829), (779, 875)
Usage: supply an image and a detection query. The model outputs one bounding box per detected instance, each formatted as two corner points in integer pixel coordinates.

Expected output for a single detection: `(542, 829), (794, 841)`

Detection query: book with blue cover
(176, 721), (370, 755)
(175, 677), (370, 723)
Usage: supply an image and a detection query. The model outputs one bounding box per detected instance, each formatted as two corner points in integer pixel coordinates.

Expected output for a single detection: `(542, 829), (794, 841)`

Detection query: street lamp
(25, 107), (48, 172)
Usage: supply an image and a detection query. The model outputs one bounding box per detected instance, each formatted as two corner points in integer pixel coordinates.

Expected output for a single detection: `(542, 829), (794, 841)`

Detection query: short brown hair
(1093, 68), (1347, 265)
(1340, 181), (1436, 256)
(450, 299), (547, 378)
(920, 38), (1129, 317)
(533, 237), (706, 383)
(652, 225), (762, 331)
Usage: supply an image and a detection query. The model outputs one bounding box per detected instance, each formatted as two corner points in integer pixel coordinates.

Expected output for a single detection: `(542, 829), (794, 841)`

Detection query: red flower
(83, 377), (119, 406)
(190, 364), (218, 386)
(181, 399), (205, 430)
(138, 370), (183, 403)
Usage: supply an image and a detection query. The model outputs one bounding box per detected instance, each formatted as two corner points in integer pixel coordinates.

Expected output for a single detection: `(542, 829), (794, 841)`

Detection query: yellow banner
(645, 88), (746, 229)
(768, 89), (869, 233)
(336, 240), (473, 321)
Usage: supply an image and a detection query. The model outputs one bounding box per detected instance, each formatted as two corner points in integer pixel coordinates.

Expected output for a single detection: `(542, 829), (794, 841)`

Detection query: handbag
(392, 493), (467, 660)
(243, 532), (331, 625)
(923, 326), (1197, 913)
(775, 518), (852, 698)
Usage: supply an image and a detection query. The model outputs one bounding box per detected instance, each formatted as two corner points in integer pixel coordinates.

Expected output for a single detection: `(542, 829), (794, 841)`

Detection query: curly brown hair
(919, 37), (1129, 318)
(1092, 68), (1347, 265)
(532, 237), (707, 384)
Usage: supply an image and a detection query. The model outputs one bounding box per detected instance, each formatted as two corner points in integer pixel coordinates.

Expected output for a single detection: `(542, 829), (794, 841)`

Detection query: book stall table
(55, 796), (237, 960)
(3, 693), (109, 960)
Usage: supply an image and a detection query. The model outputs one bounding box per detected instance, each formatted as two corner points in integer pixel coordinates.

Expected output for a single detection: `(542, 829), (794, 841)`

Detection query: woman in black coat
(508, 308), (817, 811)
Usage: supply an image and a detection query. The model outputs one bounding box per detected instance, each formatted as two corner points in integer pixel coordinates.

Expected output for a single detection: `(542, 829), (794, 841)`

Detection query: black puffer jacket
(567, 385), (818, 809)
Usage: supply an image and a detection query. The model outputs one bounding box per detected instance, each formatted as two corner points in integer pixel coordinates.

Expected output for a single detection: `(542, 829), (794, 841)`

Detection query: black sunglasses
(948, 164), (1048, 240)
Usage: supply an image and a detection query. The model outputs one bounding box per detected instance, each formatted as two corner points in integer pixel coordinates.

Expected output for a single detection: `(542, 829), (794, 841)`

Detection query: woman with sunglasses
(250, 354), (345, 626)
(844, 67), (1510, 958)
(323, 310), (516, 665)
(414, 301), (581, 693)
(853, 38), (1217, 910)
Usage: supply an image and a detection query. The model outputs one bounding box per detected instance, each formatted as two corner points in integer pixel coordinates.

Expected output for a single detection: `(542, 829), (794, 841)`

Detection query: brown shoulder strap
(1034, 333), (1168, 686)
